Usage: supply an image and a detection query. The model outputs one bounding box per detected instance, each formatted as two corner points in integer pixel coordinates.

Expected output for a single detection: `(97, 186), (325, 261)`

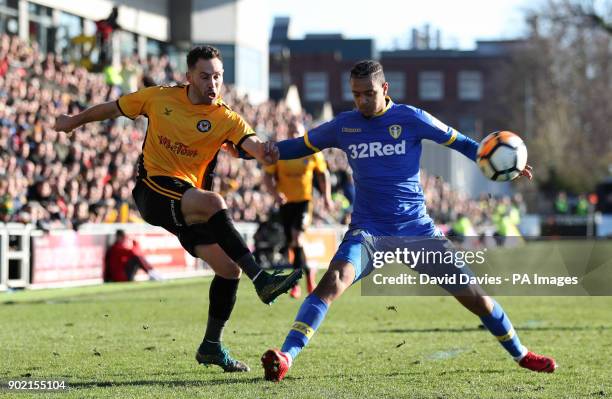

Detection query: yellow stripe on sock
(291, 321), (315, 339)
(496, 328), (515, 342)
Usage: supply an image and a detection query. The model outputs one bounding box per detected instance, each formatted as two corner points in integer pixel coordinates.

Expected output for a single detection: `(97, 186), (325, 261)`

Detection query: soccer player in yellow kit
(54, 46), (302, 372)
(264, 121), (333, 297)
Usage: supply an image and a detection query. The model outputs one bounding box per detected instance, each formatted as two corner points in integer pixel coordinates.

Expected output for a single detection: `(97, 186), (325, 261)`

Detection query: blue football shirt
(281, 99), (479, 236)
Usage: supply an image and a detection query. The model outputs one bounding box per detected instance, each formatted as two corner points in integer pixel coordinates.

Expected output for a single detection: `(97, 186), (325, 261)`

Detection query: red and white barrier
(1, 222), (344, 291)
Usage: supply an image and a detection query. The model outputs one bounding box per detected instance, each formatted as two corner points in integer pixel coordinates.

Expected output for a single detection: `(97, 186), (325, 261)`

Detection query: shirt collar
(373, 96), (393, 117)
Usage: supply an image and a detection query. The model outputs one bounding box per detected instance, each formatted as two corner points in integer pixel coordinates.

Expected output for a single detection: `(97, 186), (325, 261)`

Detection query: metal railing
(0, 223), (33, 291)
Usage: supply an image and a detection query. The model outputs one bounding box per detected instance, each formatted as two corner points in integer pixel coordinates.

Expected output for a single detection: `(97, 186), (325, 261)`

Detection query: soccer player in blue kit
(261, 60), (555, 381)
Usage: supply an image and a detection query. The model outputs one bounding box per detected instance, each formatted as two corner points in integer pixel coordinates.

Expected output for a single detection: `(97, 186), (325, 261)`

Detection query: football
(476, 131), (528, 181)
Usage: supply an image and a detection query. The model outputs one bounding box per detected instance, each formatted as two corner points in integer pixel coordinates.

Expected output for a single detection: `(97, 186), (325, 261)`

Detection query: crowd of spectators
(0, 33), (525, 235)
(0, 34), (142, 229)
(423, 172), (525, 229)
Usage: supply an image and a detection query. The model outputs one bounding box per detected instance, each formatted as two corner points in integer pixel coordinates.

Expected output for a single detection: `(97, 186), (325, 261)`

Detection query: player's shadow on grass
(0, 281), (200, 306)
(380, 369), (506, 377)
(68, 376), (266, 389)
(2, 296), (164, 306)
(377, 325), (611, 334)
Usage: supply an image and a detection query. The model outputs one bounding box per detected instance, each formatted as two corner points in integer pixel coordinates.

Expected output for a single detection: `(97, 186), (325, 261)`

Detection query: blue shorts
(331, 225), (474, 293)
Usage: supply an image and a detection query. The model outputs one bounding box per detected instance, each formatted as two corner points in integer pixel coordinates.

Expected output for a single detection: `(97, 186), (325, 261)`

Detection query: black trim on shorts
(132, 176), (217, 257)
(136, 176), (192, 226)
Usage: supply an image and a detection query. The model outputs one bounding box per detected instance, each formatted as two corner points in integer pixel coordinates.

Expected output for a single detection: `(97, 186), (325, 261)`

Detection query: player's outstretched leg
(182, 190), (302, 304)
(205, 208), (302, 304)
(262, 260), (355, 381)
(455, 290), (556, 373)
(262, 294), (328, 381)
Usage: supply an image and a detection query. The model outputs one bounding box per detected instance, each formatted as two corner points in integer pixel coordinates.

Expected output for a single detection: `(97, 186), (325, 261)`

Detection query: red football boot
(289, 284), (301, 299)
(261, 349), (291, 382)
(518, 351), (557, 373)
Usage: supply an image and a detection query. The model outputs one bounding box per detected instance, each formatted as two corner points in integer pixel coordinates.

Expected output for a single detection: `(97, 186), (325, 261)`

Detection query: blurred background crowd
(0, 33), (531, 236)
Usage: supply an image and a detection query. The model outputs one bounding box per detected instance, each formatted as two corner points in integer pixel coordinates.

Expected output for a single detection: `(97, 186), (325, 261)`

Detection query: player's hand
(262, 141), (279, 165)
(221, 142), (240, 158)
(519, 164), (533, 180)
(274, 192), (287, 205)
(53, 114), (78, 135)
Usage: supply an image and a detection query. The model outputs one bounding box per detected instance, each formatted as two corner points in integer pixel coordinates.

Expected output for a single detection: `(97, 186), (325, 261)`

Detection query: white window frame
(419, 71), (444, 101)
(385, 71), (405, 100)
(458, 70), (483, 101)
(303, 72), (328, 102)
(269, 72), (283, 90)
(341, 72), (353, 101)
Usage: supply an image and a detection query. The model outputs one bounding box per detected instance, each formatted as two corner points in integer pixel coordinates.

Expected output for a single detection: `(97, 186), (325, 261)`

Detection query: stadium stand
(0, 33), (524, 235)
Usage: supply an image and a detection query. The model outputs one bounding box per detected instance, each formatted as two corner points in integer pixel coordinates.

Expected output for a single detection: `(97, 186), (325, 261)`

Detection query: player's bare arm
(53, 101), (122, 134)
(240, 135), (279, 165)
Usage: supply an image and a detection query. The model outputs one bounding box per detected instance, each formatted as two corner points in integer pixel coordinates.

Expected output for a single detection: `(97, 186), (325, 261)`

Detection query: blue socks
(281, 294), (329, 361)
(480, 300), (527, 360)
(280, 296), (526, 363)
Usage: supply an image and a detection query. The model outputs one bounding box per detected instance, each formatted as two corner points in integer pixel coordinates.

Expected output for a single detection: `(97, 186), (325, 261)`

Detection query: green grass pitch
(1, 272), (611, 398)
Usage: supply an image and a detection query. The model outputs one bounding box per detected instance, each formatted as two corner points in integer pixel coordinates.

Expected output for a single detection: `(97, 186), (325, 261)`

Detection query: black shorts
(132, 176), (216, 257)
(279, 200), (311, 244)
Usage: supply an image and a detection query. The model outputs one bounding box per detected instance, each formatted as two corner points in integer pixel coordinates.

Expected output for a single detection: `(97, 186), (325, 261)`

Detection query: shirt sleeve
(277, 119), (339, 160)
(304, 119), (339, 152)
(116, 86), (158, 119)
(412, 108), (479, 161)
(313, 152), (328, 173)
(225, 111), (256, 149)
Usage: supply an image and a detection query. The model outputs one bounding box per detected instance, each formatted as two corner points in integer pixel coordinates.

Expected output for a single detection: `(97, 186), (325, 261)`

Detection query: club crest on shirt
(197, 120), (211, 133)
(388, 124), (402, 139)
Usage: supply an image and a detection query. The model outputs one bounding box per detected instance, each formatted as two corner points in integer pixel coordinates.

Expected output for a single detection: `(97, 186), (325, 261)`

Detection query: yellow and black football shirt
(117, 85), (255, 188)
(264, 152), (327, 203)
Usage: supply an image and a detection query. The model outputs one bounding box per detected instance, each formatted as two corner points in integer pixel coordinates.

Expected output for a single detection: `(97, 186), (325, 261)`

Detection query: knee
(476, 296), (494, 315)
(216, 262), (241, 280)
(458, 294), (492, 317)
(205, 192), (226, 212)
(182, 190), (227, 224)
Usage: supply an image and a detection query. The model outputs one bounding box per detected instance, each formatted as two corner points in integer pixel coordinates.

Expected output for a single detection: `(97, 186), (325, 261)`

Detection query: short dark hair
(116, 229), (126, 240)
(350, 60), (385, 83)
(187, 45), (222, 69)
